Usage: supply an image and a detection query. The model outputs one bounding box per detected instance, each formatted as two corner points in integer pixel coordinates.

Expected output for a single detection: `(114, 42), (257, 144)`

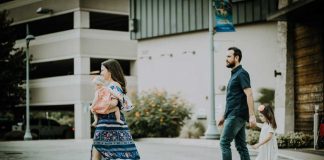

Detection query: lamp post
(23, 24), (35, 140)
(205, 0), (220, 139)
(23, 6), (51, 140)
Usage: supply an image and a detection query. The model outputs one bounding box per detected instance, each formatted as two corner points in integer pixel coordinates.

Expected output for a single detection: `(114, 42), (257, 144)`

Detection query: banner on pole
(215, 0), (235, 32)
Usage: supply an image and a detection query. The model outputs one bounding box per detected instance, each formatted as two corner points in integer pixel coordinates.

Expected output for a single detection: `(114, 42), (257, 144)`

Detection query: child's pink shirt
(91, 87), (116, 114)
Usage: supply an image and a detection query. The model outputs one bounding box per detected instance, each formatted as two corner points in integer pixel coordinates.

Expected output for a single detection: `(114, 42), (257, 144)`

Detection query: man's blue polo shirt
(224, 65), (251, 121)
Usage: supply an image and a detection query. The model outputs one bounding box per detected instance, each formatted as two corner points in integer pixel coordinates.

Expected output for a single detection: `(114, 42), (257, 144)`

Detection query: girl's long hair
(101, 59), (127, 94)
(260, 104), (277, 129)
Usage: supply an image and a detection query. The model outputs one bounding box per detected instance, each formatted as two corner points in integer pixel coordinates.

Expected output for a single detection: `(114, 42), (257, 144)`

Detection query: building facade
(270, 0), (324, 134)
(1, 0), (137, 139)
(130, 0), (280, 125)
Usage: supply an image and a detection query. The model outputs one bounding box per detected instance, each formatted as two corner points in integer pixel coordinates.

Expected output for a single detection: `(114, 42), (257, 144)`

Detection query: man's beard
(226, 61), (235, 68)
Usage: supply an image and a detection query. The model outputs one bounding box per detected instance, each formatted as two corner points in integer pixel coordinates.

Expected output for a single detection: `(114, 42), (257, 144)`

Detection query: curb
(277, 154), (303, 160)
(137, 138), (307, 160)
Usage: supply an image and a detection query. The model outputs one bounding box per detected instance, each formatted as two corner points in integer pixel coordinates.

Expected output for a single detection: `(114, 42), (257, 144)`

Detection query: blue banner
(215, 0), (235, 32)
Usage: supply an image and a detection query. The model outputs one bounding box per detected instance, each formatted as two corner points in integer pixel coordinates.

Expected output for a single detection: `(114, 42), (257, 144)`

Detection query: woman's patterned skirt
(92, 113), (140, 159)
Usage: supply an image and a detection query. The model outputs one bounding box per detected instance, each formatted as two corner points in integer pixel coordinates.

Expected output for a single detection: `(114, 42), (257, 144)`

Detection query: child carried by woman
(89, 76), (133, 126)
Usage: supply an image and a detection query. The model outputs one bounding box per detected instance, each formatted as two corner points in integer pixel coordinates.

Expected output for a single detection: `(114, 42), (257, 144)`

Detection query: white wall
(29, 75), (137, 105)
(137, 22), (280, 118)
(214, 22), (279, 105)
(15, 29), (137, 62)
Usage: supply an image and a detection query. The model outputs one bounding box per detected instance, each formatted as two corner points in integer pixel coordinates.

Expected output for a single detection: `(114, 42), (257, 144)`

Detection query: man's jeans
(220, 116), (250, 160)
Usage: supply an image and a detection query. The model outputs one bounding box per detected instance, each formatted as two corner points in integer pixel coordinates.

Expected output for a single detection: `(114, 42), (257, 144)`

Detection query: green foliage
(125, 89), (192, 138)
(276, 134), (289, 148)
(0, 10), (27, 111)
(179, 120), (206, 139)
(247, 130), (313, 148)
(277, 132), (313, 148)
(247, 129), (260, 145)
(256, 88), (275, 105)
(30, 111), (74, 127)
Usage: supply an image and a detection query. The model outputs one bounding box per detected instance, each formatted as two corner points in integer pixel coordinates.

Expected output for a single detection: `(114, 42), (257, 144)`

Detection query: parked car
(25, 118), (74, 139)
(0, 118), (15, 139)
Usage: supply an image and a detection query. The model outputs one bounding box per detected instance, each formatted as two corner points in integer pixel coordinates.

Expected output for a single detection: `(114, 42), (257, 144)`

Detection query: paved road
(0, 139), (290, 160)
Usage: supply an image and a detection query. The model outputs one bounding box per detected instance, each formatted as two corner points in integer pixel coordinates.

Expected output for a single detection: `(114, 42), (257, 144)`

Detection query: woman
(91, 59), (140, 160)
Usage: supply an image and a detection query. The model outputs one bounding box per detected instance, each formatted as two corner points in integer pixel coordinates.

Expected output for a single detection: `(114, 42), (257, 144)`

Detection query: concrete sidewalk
(0, 138), (323, 160)
(136, 138), (324, 160)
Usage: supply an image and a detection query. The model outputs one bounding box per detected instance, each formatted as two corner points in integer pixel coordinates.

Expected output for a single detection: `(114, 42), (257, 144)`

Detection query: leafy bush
(247, 129), (260, 145)
(31, 111), (74, 127)
(277, 134), (289, 148)
(247, 130), (313, 148)
(125, 89), (191, 138)
(180, 120), (206, 139)
(277, 132), (313, 148)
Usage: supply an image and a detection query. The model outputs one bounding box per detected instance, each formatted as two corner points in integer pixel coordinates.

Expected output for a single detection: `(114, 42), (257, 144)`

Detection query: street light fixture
(23, 24), (35, 140)
(36, 7), (53, 14)
(26, 35), (35, 41)
(205, 0), (220, 139)
(23, 7), (51, 140)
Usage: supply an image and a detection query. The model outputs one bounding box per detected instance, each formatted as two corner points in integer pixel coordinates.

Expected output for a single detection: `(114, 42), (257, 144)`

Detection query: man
(218, 47), (257, 160)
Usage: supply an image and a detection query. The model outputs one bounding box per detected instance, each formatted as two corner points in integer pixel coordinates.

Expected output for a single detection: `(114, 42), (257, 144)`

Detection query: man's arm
(217, 115), (225, 127)
(217, 107), (226, 127)
(244, 88), (256, 128)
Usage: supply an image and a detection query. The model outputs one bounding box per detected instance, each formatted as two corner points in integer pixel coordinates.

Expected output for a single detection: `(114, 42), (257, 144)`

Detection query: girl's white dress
(255, 123), (278, 160)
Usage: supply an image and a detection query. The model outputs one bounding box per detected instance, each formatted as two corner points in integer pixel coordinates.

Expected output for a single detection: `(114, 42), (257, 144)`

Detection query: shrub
(247, 130), (313, 148)
(277, 132), (313, 148)
(179, 120), (206, 139)
(125, 89), (191, 138)
(247, 129), (260, 145)
(277, 134), (289, 148)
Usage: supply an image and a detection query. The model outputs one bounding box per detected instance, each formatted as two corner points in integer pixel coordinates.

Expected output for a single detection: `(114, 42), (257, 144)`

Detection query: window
(30, 59), (74, 79)
(90, 12), (128, 32)
(0, 0), (13, 4)
(11, 13), (74, 40)
(90, 58), (131, 76)
(232, 0), (246, 2)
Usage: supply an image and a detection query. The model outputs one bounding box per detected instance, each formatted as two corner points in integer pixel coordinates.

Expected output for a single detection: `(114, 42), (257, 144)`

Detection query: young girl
(89, 76), (124, 126)
(252, 104), (278, 160)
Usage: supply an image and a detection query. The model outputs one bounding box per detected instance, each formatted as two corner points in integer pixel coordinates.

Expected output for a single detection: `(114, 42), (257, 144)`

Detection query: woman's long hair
(101, 59), (127, 94)
(260, 104), (277, 129)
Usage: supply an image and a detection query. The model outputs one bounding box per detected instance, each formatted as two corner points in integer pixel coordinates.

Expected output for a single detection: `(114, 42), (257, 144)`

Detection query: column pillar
(73, 56), (91, 139)
(74, 102), (91, 139)
(74, 10), (90, 29)
(275, 0), (295, 134)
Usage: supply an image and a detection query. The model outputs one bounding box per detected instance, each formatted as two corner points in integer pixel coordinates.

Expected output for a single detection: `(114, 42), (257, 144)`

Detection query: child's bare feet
(91, 121), (97, 127)
(116, 119), (124, 125)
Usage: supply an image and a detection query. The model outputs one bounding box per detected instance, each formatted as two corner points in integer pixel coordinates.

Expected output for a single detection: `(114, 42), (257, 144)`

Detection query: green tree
(257, 88), (274, 106)
(0, 10), (26, 112)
